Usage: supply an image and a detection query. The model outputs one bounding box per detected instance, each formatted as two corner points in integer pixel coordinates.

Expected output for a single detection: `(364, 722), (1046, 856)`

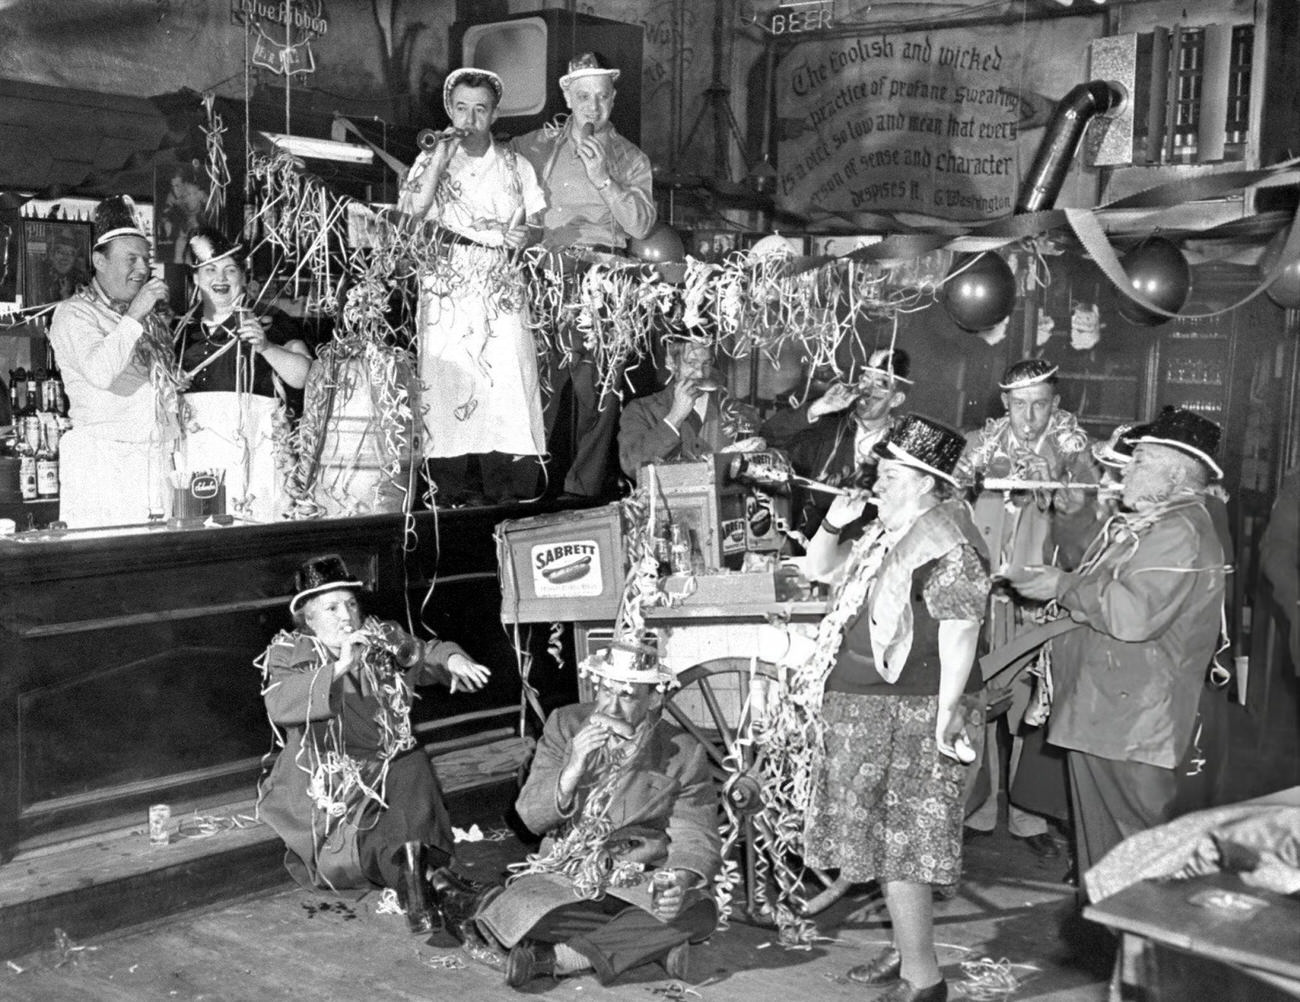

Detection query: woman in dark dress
(801, 415), (990, 1002)
(175, 229), (312, 520)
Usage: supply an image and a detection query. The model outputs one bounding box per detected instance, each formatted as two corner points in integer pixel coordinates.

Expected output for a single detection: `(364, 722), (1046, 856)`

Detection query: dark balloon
(1259, 226), (1300, 310)
(628, 222), (687, 284)
(939, 252), (1017, 332)
(1117, 237), (1190, 326)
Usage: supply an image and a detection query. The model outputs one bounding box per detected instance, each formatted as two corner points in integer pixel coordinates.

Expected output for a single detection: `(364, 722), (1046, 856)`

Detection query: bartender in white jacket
(49, 195), (177, 527)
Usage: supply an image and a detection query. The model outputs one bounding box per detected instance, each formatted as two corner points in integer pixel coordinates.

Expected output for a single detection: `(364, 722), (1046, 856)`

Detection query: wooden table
(1086, 871), (1300, 1000)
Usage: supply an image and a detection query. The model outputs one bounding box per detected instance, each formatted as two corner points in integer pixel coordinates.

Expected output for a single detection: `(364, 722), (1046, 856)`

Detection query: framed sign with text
(774, 21), (1093, 223)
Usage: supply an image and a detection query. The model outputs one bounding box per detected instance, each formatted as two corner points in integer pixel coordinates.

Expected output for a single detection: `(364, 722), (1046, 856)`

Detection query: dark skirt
(804, 691), (965, 888)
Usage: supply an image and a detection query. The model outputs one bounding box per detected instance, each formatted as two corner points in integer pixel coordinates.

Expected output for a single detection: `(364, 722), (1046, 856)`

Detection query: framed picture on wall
(20, 219), (92, 308)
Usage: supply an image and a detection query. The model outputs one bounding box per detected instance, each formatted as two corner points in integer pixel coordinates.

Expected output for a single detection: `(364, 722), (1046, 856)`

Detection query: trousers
(529, 895), (717, 985)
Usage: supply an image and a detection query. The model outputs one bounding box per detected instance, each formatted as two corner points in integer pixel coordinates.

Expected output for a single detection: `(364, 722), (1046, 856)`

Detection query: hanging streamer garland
(201, 92), (231, 221)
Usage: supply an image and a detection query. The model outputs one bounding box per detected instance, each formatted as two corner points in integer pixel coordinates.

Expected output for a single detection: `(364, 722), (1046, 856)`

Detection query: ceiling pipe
(1016, 79), (1127, 213)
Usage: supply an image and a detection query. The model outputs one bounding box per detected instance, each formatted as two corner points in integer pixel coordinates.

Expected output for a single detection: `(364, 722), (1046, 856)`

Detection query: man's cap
(578, 636), (675, 692)
(560, 51), (621, 88)
(443, 67), (504, 116)
(289, 554), (365, 614)
(854, 347), (913, 386)
(874, 413), (966, 485)
(999, 358), (1059, 391)
(93, 195), (148, 249)
(1130, 406), (1223, 480)
(184, 227), (242, 270)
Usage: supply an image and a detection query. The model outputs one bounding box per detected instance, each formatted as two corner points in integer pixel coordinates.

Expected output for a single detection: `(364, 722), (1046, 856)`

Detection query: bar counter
(0, 505), (567, 862)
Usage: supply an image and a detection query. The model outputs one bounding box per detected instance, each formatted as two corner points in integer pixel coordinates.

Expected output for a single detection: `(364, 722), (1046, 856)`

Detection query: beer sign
(231, 0), (329, 78)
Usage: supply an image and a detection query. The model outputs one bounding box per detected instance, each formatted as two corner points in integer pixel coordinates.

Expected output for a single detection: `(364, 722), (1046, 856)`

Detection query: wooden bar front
(0, 507), (571, 862)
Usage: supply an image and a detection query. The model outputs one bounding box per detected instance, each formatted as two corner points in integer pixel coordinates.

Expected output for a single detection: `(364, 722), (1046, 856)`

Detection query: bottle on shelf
(35, 422), (58, 499)
(16, 428), (37, 502)
(21, 369), (39, 454)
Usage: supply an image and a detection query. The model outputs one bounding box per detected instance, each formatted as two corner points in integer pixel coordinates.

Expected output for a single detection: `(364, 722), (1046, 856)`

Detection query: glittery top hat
(442, 67), (504, 115)
(999, 358), (1059, 391)
(853, 347), (913, 386)
(290, 554), (365, 613)
(578, 636), (675, 693)
(559, 51), (620, 88)
(874, 413), (966, 485)
(184, 227), (242, 269)
(1094, 423), (1143, 469)
(1131, 406), (1223, 479)
(92, 194), (147, 249)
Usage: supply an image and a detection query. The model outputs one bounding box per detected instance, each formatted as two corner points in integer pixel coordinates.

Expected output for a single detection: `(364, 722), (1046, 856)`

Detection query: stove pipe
(1016, 80), (1127, 213)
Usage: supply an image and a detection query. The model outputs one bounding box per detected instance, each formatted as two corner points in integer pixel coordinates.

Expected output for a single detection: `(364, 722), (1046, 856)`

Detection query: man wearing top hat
(760, 347), (912, 540)
(399, 67), (547, 505)
(616, 325), (762, 478)
(49, 195), (180, 527)
(956, 358), (1099, 857)
(461, 638), (720, 989)
(1003, 408), (1228, 884)
(513, 52), (657, 501)
(175, 227), (312, 521)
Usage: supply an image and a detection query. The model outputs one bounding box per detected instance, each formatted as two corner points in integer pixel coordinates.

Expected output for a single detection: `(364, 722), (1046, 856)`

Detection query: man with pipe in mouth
(513, 51), (657, 501)
(457, 637), (721, 989)
(399, 67), (547, 505)
(617, 323), (763, 478)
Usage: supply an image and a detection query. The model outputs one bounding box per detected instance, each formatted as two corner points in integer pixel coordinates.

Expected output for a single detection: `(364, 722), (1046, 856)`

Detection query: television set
(451, 10), (644, 144)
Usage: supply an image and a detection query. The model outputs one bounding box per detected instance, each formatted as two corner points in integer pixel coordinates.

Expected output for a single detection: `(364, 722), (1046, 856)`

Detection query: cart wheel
(661, 656), (834, 927)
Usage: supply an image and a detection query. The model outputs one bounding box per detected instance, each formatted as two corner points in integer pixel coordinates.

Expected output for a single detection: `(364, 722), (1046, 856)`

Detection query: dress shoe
(962, 826), (993, 845)
(428, 868), (497, 933)
(506, 938), (557, 988)
(875, 977), (947, 1002)
(660, 940), (690, 980)
(846, 945), (902, 985)
(1015, 832), (1063, 859)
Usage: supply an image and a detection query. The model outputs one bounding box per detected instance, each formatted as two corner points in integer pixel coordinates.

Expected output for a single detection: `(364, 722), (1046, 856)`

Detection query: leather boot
(396, 841), (438, 935)
(429, 866), (498, 933)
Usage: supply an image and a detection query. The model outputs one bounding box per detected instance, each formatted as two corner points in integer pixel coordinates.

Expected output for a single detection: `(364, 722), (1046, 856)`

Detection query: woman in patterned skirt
(802, 414), (990, 1002)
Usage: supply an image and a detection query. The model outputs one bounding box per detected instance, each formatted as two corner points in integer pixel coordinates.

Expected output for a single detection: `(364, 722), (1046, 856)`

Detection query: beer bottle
(36, 423), (58, 499)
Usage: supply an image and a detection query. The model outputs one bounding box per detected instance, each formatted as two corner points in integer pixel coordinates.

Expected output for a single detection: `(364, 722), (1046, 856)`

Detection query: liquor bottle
(6, 370), (19, 428)
(36, 422), (58, 499)
(16, 431), (37, 501)
(21, 370), (39, 454)
(10, 367), (25, 418)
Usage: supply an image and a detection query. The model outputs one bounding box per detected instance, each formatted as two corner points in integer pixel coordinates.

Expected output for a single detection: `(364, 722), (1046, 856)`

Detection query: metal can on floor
(148, 804), (171, 846)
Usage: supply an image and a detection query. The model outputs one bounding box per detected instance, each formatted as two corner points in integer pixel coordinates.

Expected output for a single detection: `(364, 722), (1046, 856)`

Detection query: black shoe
(660, 941), (690, 980)
(395, 842), (438, 935)
(506, 939), (557, 988)
(846, 946), (902, 985)
(428, 867), (496, 933)
(1015, 832), (1063, 859)
(962, 826), (992, 845)
(876, 978), (947, 1002)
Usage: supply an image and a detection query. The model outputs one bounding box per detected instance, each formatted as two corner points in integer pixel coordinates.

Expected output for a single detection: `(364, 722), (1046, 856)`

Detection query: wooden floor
(2, 782), (1114, 1002)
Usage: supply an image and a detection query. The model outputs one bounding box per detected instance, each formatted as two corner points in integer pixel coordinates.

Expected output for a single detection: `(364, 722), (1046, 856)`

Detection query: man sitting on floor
(460, 638), (721, 988)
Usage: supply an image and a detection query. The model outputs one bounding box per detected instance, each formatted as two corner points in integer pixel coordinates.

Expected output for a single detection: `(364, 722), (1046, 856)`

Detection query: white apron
(59, 428), (169, 528)
(418, 255), (544, 459)
(179, 391), (284, 522)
